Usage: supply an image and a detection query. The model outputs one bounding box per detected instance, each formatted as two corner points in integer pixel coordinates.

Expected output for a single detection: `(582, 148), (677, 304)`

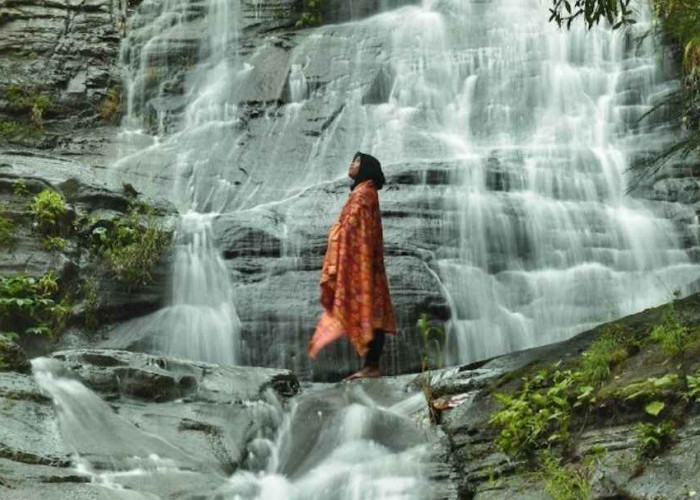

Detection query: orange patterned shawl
(308, 180), (397, 358)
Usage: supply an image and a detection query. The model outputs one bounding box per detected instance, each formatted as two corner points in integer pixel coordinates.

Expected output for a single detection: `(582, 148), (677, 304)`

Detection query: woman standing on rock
(308, 152), (397, 380)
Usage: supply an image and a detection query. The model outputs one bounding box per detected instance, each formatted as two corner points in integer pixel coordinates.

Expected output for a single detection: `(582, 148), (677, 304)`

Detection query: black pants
(364, 330), (385, 369)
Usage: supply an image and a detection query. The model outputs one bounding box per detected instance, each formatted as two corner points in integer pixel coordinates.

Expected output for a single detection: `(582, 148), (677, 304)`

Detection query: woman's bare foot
(343, 366), (381, 381)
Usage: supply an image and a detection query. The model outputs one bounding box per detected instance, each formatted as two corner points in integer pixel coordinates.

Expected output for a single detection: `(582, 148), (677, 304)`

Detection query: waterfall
(32, 357), (434, 497)
(114, 0), (245, 364)
(112, 0), (700, 371)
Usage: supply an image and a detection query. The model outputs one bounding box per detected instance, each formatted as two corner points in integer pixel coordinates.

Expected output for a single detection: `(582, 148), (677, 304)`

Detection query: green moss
(0, 208), (14, 248)
(81, 278), (99, 331)
(0, 120), (36, 139)
(42, 236), (67, 253)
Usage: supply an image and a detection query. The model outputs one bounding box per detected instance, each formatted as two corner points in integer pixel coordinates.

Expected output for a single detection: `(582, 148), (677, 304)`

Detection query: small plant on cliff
(93, 206), (170, 287)
(5, 86), (52, 130)
(0, 207), (14, 248)
(538, 450), (592, 500)
(580, 323), (633, 384)
(633, 397), (675, 459)
(649, 297), (695, 356)
(13, 179), (30, 197)
(42, 236), (67, 253)
(417, 313), (446, 371)
(0, 273), (70, 337)
(296, 0), (323, 28)
(81, 277), (100, 331)
(30, 189), (67, 236)
(490, 366), (573, 458)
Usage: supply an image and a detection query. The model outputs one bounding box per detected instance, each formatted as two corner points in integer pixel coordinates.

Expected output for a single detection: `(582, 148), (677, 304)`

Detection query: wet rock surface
(429, 293), (700, 499)
(0, 348), (300, 498)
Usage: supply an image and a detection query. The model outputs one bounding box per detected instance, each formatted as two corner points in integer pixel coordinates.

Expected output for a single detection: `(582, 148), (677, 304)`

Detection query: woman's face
(348, 156), (361, 178)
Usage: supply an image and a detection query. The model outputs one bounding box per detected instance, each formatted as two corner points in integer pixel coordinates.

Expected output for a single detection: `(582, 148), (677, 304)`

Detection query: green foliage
(0, 120), (37, 139)
(0, 207), (14, 248)
(42, 236), (67, 253)
(490, 366), (573, 457)
(296, 0), (323, 28)
(30, 189), (67, 236)
(685, 369), (700, 403)
(13, 180), (30, 197)
(644, 400), (666, 417)
(93, 207), (170, 287)
(82, 278), (100, 331)
(649, 300), (694, 356)
(636, 420), (675, 458)
(617, 373), (680, 402)
(538, 450), (592, 500)
(548, 0), (636, 30)
(580, 324), (632, 384)
(0, 273), (70, 338)
(417, 313), (446, 371)
(5, 86), (52, 130)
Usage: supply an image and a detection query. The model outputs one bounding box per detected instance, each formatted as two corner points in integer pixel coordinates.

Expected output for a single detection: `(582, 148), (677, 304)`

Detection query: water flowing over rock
(0, 348), (450, 498)
(108, 0), (700, 378)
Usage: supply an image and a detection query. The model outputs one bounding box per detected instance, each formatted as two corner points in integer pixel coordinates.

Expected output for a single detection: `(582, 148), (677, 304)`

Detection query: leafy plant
(13, 179), (30, 197)
(5, 86), (52, 130)
(82, 278), (100, 331)
(636, 420), (675, 458)
(685, 370), (700, 404)
(93, 207), (170, 287)
(417, 313), (446, 371)
(296, 0), (324, 28)
(42, 236), (67, 253)
(580, 324), (632, 384)
(29, 189), (67, 236)
(0, 273), (70, 338)
(548, 0), (636, 30)
(649, 300), (694, 356)
(617, 373), (681, 402)
(539, 450), (592, 500)
(490, 367), (573, 457)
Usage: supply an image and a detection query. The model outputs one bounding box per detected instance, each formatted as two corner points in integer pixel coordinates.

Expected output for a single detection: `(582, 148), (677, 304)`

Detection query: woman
(308, 152), (397, 379)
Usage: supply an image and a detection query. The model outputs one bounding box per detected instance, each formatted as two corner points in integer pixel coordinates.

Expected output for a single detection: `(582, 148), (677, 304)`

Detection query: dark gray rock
(0, 338), (30, 373)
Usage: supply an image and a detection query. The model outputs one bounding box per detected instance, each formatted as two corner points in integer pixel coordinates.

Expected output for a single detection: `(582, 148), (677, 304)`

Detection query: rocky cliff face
(2, 0), (700, 383)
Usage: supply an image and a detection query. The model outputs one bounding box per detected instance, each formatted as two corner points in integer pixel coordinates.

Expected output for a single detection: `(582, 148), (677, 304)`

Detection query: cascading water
(112, 0), (700, 370)
(113, 0), (246, 364)
(32, 357), (434, 498)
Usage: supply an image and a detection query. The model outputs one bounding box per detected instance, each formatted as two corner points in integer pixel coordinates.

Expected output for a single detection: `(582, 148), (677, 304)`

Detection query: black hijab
(351, 152), (386, 191)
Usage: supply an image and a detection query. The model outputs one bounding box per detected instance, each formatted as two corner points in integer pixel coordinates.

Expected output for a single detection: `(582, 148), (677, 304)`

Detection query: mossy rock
(0, 338), (31, 373)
